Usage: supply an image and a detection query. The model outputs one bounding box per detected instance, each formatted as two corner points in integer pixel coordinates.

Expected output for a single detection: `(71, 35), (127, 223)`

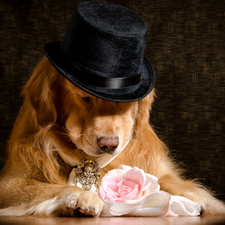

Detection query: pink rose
(98, 165), (173, 216)
(99, 165), (160, 203)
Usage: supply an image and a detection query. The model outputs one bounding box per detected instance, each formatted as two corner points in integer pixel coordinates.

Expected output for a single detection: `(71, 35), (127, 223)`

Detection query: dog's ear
(23, 57), (60, 127)
(136, 89), (155, 129)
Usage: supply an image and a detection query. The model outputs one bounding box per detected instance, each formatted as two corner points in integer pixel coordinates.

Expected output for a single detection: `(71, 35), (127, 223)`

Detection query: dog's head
(64, 80), (137, 156)
(23, 57), (155, 165)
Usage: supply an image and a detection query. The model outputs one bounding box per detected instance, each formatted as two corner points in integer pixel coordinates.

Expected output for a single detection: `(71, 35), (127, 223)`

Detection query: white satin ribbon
(167, 195), (202, 217)
(101, 191), (171, 217)
(100, 192), (201, 217)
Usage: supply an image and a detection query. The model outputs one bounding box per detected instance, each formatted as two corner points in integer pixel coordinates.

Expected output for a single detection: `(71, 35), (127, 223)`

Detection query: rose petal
(98, 186), (106, 200)
(108, 201), (142, 216)
(145, 174), (160, 193)
(118, 183), (139, 202)
(140, 191), (171, 208)
(118, 165), (132, 171)
(103, 191), (171, 216)
(119, 179), (138, 189)
(126, 192), (171, 217)
(106, 188), (120, 202)
(145, 173), (158, 182)
(105, 168), (126, 178)
(100, 175), (121, 191)
(124, 167), (146, 188)
(125, 167), (156, 194)
(117, 180), (134, 196)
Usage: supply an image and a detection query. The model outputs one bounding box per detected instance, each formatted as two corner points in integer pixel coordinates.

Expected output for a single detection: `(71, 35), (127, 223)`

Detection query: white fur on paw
(59, 191), (103, 217)
(58, 192), (79, 216)
(76, 192), (103, 217)
(65, 193), (79, 209)
(59, 193), (78, 208)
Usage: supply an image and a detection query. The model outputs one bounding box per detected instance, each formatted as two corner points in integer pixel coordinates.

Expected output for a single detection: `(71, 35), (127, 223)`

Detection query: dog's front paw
(76, 192), (103, 216)
(60, 191), (103, 217)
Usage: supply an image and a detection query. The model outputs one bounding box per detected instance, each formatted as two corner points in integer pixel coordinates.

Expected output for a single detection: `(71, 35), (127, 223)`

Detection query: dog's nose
(97, 136), (119, 153)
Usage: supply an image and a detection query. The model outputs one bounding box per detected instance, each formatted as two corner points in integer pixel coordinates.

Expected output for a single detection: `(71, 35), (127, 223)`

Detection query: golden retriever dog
(0, 56), (224, 217)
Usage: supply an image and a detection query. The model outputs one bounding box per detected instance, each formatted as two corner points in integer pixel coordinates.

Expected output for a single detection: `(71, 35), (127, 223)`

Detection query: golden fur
(0, 57), (224, 216)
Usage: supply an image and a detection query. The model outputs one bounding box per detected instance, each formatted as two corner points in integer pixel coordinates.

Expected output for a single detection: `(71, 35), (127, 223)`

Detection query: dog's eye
(82, 97), (93, 103)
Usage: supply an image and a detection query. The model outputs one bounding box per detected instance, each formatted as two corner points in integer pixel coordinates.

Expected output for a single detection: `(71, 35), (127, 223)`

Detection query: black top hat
(44, 1), (155, 102)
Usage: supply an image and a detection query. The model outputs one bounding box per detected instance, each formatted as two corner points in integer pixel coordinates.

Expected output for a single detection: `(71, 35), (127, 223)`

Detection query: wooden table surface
(0, 216), (225, 225)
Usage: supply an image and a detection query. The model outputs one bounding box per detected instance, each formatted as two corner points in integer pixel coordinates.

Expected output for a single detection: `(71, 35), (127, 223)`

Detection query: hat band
(71, 63), (142, 89)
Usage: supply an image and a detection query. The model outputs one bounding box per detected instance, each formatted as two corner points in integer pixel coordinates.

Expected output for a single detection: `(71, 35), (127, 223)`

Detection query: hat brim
(44, 41), (155, 103)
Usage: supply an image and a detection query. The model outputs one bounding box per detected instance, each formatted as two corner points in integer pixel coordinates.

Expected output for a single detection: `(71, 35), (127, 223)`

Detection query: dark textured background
(1, 0), (225, 202)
